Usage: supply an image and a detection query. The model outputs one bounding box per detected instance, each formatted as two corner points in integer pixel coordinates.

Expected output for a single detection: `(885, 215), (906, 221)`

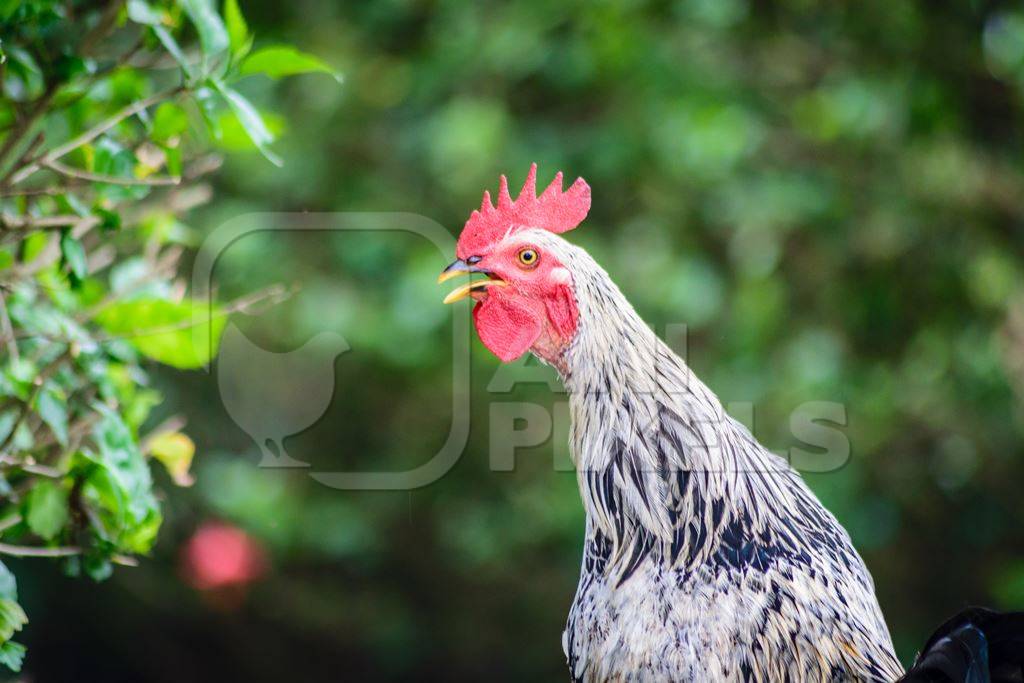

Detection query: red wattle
(473, 296), (543, 362)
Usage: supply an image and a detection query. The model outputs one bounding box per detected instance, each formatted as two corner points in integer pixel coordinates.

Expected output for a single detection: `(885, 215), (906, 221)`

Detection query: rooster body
(439, 165), (1024, 682)
(534, 231), (902, 682)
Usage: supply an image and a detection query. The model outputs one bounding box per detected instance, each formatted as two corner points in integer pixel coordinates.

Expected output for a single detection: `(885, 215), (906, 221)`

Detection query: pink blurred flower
(182, 521), (268, 592)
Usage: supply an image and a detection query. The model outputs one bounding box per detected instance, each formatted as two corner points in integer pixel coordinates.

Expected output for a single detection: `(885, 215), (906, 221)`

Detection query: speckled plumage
(511, 229), (905, 682)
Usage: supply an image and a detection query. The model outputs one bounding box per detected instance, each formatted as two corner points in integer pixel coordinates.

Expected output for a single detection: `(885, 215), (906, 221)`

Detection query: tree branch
(0, 83), (58, 173)
(10, 87), (185, 185)
(0, 213), (100, 231)
(0, 290), (19, 362)
(44, 159), (181, 186)
(0, 542), (81, 557)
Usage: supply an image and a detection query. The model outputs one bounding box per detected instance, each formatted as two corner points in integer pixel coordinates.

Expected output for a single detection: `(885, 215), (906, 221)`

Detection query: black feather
(900, 607), (1024, 683)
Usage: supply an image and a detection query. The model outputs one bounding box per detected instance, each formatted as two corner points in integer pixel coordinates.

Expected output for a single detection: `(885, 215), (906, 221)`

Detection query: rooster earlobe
(545, 284), (579, 341)
(473, 296), (544, 363)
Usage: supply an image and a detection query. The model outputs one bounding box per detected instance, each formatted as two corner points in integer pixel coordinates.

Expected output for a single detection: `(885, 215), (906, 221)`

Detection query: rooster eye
(517, 248), (539, 267)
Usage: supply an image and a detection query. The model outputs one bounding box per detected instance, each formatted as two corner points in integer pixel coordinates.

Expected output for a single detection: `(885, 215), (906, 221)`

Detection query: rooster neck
(556, 252), (728, 476)
(547, 241), (822, 572)
(541, 245), (752, 553)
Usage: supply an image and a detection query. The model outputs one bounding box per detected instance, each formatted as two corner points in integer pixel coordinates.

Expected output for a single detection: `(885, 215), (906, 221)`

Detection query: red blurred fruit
(182, 521), (267, 592)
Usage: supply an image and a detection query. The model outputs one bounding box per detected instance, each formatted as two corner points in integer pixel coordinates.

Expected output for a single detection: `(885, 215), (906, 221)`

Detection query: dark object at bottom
(900, 608), (1024, 683)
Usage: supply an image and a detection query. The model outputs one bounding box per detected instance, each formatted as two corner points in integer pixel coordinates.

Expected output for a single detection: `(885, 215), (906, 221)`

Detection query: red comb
(456, 163), (591, 258)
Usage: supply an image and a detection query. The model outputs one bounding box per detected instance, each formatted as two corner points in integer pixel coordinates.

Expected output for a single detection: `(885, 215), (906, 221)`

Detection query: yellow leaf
(149, 432), (196, 487)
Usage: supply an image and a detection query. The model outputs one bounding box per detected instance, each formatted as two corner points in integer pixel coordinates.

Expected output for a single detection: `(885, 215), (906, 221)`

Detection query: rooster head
(439, 164), (591, 363)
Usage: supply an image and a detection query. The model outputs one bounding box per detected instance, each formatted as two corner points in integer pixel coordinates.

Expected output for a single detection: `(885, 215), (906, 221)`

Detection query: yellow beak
(442, 279), (507, 304)
(439, 258), (507, 303)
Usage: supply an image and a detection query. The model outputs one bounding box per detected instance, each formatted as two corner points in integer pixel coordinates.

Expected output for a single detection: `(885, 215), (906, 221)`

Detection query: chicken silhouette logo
(216, 322), (349, 467)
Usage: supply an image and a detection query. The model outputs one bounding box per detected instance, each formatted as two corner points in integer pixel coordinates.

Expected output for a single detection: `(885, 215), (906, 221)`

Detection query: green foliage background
(9, 0), (1024, 681)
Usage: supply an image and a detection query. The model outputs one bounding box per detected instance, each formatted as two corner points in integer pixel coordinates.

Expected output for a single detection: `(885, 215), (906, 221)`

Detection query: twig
(0, 83), (58, 173)
(0, 291), (18, 362)
(0, 213), (98, 231)
(0, 131), (45, 188)
(0, 542), (81, 557)
(10, 87), (185, 185)
(0, 542), (136, 566)
(79, 0), (127, 56)
(91, 283), (296, 343)
(44, 159), (181, 186)
(0, 515), (21, 534)
(79, 246), (184, 321)
(0, 456), (62, 478)
(29, 404), (99, 455)
(0, 184), (86, 198)
(184, 154), (223, 180)
(0, 283), (295, 347)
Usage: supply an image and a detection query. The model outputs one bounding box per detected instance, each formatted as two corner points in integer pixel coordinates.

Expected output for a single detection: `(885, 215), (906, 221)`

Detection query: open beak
(438, 258), (507, 304)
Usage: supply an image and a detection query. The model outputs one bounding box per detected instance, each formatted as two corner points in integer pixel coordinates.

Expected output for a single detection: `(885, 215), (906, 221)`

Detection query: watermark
(192, 212), (852, 490)
(192, 212), (471, 490)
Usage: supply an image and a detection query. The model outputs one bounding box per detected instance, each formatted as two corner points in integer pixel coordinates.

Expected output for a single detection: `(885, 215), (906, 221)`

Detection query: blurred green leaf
(34, 385), (68, 447)
(210, 78), (282, 165)
(127, 0), (194, 79)
(0, 641), (25, 673)
(3, 358), (37, 400)
(153, 26), (194, 78)
(23, 481), (69, 541)
(0, 563), (17, 603)
(59, 232), (87, 282)
(125, 0), (166, 26)
(81, 404), (161, 553)
(224, 0), (252, 61)
(0, 601), (26, 643)
(151, 102), (189, 143)
(214, 109), (285, 151)
(239, 45), (341, 82)
(95, 298), (227, 369)
(179, 0), (229, 61)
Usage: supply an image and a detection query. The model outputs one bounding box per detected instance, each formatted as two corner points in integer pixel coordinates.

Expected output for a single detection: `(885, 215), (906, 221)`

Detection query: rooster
(438, 165), (1024, 682)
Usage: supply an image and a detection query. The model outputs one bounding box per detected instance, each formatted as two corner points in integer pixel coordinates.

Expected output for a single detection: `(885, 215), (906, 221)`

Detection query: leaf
(0, 641), (27, 672)
(210, 79), (282, 165)
(179, 0), (229, 60)
(223, 0), (251, 61)
(81, 404), (162, 553)
(163, 144), (182, 177)
(59, 231), (87, 282)
(3, 358), (36, 399)
(83, 554), (112, 582)
(153, 26), (194, 79)
(21, 231), (48, 263)
(0, 600), (25, 644)
(215, 109), (285, 152)
(126, 0), (166, 25)
(95, 207), (121, 232)
(192, 85), (221, 138)
(126, 0), (194, 79)
(94, 138), (149, 201)
(149, 431), (196, 486)
(239, 45), (341, 82)
(34, 385), (68, 446)
(54, 54), (89, 82)
(151, 102), (188, 143)
(24, 481), (69, 541)
(95, 298), (227, 369)
(0, 562), (18, 602)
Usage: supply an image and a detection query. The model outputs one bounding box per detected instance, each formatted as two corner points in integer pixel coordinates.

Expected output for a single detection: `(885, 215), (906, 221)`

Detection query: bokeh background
(13, 0), (1024, 680)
